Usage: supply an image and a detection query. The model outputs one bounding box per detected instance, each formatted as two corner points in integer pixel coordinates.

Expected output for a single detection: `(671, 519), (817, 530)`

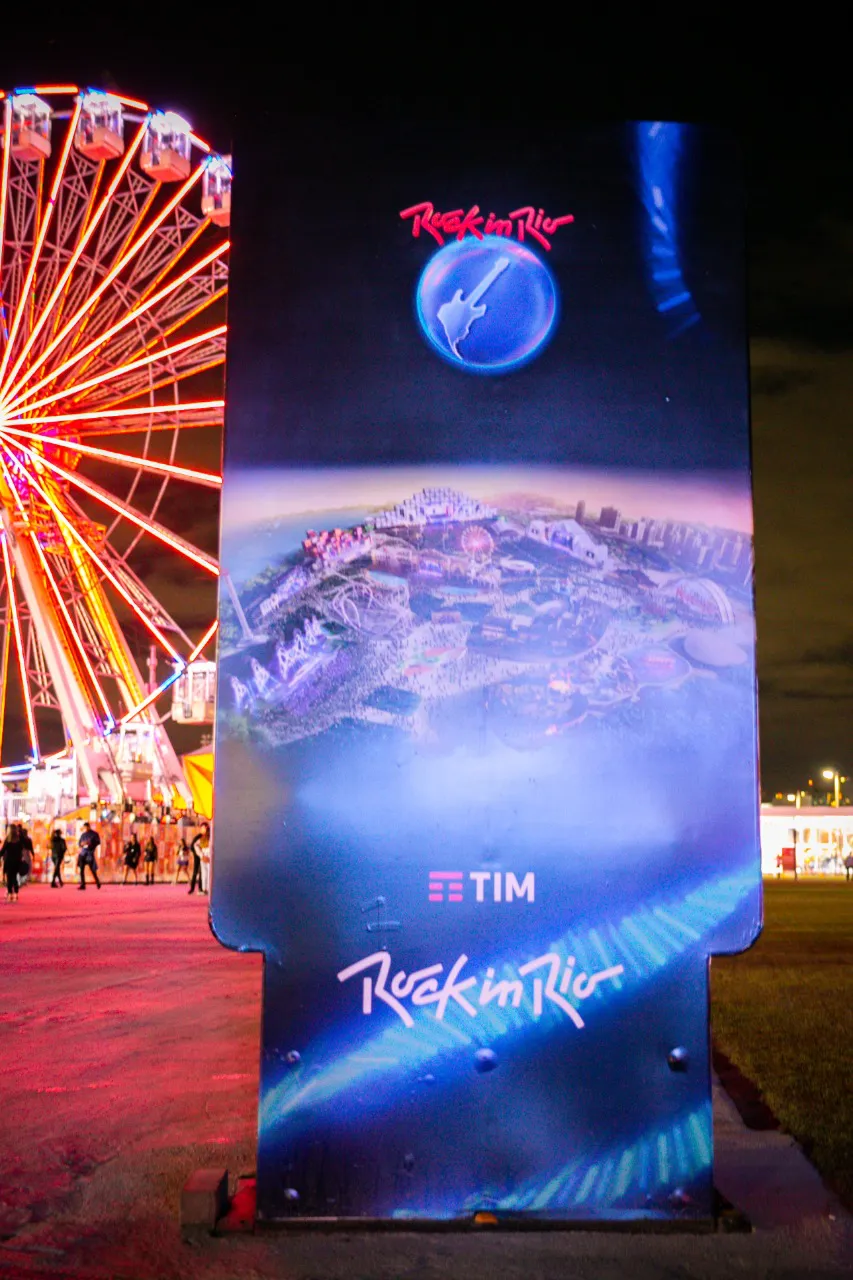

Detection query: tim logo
(428, 871), (535, 904)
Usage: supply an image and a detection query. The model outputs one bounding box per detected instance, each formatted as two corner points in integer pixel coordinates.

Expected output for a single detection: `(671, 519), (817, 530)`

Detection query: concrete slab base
(181, 1168), (228, 1232)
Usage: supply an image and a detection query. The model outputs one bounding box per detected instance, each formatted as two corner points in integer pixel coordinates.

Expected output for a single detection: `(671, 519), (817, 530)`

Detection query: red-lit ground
(0, 885), (851, 1280)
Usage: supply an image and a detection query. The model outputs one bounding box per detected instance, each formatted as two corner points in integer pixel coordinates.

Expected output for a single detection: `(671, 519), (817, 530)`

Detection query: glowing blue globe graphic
(416, 235), (558, 374)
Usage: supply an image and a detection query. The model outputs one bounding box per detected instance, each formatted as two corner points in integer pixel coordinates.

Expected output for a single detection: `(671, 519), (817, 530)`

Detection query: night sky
(2, 26), (850, 795)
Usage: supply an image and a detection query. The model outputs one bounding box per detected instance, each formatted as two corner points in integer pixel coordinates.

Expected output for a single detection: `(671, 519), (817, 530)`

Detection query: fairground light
(0, 85), (229, 814)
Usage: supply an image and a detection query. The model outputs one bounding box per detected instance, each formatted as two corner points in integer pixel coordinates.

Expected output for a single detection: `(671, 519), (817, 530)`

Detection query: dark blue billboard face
(213, 119), (760, 1224)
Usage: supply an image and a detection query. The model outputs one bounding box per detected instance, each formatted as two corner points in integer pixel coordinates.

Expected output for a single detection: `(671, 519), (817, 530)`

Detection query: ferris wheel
(0, 84), (229, 809)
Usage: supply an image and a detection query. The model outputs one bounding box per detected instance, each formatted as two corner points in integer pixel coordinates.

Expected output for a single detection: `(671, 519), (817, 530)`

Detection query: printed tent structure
(182, 750), (214, 819)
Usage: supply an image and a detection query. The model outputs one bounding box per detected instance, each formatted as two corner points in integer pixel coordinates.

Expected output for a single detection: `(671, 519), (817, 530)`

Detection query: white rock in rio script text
(336, 951), (625, 1030)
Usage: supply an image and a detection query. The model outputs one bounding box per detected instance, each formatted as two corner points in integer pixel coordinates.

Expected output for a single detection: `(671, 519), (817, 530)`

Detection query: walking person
(16, 825), (34, 893)
(77, 822), (102, 891)
(2, 824), (24, 903)
(50, 828), (67, 887)
(174, 838), (190, 885)
(188, 824), (208, 895)
(143, 834), (158, 885)
(122, 832), (141, 884)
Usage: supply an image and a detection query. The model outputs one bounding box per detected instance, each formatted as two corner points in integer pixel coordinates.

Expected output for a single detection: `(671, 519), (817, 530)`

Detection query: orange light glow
(4, 399), (225, 428)
(1, 164), (208, 405)
(2, 240), (229, 412)
(27, 525), (115, 724)
(32, 84), (79, 95)
(0, 102), (12, 328)
(114, 95), (149, 111)
(0, 447), (115, 726)
(119, 671), (182, 725)
(188, 620), (219, 661)
(1, 425), (223, 488)
(0, 120), (149, 397)
(1, 449), (185, 662)
(0, 99), (83, 387)
(0, 532), (40, 761)
(10, 325), (227, 416)
(0, 432), (219, 575)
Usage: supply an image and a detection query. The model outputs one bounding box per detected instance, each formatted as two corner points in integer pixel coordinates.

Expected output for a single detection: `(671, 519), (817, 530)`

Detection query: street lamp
(821, 768), (841, 807)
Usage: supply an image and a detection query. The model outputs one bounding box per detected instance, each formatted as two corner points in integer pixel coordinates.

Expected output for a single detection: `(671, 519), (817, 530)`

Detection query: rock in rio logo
(400, 203), (574, 252)
(404, 201), (572, 374)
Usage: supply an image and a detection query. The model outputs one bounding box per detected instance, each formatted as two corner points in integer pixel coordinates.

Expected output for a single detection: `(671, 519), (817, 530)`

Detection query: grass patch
(712, 879), (853, 1206)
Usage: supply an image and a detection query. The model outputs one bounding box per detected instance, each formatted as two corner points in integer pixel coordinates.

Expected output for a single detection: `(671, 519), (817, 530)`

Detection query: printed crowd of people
(2, 821), (211, 900)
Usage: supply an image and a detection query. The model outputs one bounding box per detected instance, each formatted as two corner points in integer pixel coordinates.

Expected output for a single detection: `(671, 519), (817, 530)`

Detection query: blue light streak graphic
(636, 121), (700, 336)
(470, 1101), (711, 1216)
(260, 865), (756, 1131)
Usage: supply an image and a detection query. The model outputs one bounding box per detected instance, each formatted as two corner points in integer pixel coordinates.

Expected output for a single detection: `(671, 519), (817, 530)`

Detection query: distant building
(373, 488), (497, 529)
(643, 519), (667, 549)
(527, 518), (607, 568)
(599, 506), (620, 530)
(760, 806), (853, 876)
(574, 500), (586, 524)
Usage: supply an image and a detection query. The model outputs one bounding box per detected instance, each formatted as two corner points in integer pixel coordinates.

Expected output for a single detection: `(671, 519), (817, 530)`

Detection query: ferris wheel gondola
(0, 85), (228, 812)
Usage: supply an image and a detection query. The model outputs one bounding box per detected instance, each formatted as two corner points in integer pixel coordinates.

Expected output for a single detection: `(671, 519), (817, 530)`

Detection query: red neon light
(119, 671), (180, 725)
(0, 99), (83, 387)
(0, 532), (40, 761)
(2, 426), (222, 488)
(0, 165), (208, 405)
(0, 120), (149, 397)
(4, 399), (225, 428)
(27, 525), (115, 724)
(399, 202), (574, 252)
(188, 620), (218, 662)
(0, 432), (219, 576)
(12, 324), (228, 416)
(2, 448), (185, 663)
(2, 240), (229, 412)
(0, 448), (116, 725)
(0, 103), (12, 322)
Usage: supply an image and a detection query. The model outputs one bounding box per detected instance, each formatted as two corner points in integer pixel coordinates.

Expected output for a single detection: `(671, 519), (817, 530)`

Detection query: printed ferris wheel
(0, 84), (229, 808)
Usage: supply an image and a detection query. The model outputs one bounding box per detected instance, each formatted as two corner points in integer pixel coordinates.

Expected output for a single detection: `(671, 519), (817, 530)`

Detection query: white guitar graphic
(437, 255), (510, 359)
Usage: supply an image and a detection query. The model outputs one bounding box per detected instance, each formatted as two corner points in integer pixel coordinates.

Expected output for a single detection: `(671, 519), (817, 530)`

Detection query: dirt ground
(1, 885), (851, 1280)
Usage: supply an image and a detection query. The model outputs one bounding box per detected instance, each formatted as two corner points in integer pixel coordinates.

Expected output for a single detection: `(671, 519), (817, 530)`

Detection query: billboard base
(205, 1175), (750, 1236)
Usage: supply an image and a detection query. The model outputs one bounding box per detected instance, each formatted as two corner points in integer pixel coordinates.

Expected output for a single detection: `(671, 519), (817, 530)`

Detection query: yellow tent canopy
(182, 749), (214, 820)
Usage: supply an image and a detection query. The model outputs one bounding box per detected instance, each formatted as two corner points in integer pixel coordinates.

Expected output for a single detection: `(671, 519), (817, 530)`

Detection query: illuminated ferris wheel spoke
(0, 446), (186, 662)
(1, 166), (205, 406)
(0, 103), (12, 315)
(1, 239), (228, 413)
(13, 122), (149, 377)
(0, 85), (228, 806)
(0, 532), (40, 760)
(6, 323), (227, 417)
(0, 425), (222, 486)
(0, 449), (116, 723)
(0, 102), (82, 386)
(3, 399), (225, 427)
(0, 431), (218, 574)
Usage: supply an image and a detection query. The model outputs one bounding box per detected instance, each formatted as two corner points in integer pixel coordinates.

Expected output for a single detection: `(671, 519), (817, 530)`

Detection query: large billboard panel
(213, 116), (761, 1223)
